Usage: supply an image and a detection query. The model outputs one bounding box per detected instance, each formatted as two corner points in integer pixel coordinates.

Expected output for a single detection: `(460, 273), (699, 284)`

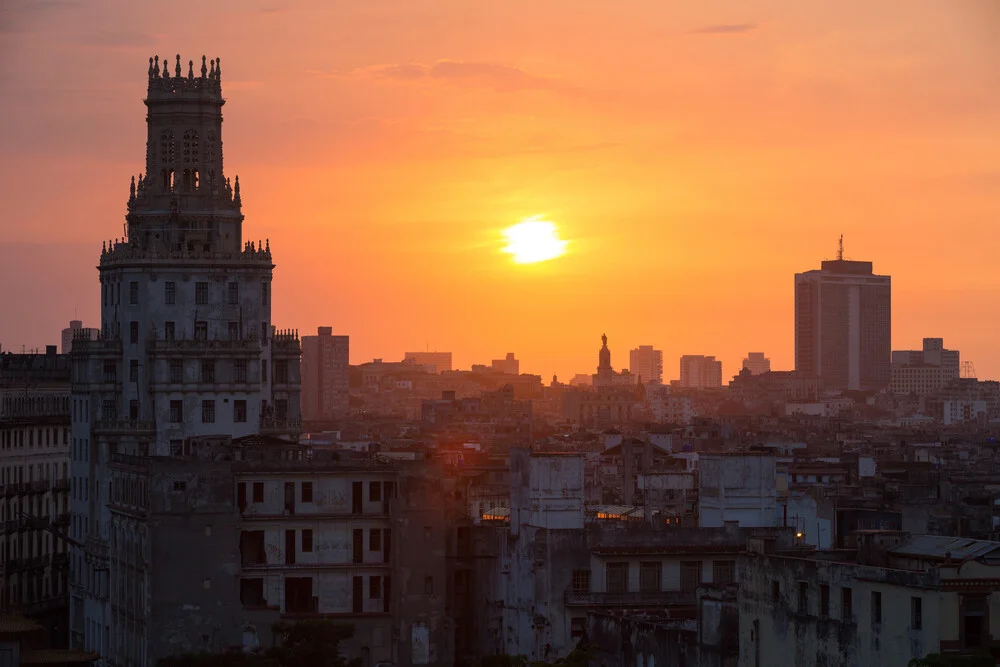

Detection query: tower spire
(837, 234), (844, 261)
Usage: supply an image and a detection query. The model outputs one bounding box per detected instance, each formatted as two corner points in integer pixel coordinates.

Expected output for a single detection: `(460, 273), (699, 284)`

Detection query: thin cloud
(689, 23), (758, 35)
(75, 31), (155, 50)
(311, 60), (570, 93)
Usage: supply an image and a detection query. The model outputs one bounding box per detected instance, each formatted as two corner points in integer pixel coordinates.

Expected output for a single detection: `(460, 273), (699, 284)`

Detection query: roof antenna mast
(837, 235), (844, 261)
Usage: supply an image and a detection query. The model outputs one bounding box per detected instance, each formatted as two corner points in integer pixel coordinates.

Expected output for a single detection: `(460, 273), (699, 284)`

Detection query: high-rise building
(403, 351), (452, 374)
(630, 345), (663, 384)
(490, 353), (519, 375)
(679, 355), (723, 388)
(302, 326), (350, 421)
(742, 352), (771, 376)
(69, 55), (301, 664)
(889, 337), (960, 395)
(795, 252), (891, 391)
(61, 320), (98, 354)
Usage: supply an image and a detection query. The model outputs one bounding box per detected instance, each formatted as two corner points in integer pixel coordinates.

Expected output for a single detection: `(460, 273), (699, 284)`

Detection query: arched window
(206, 132), (216, 165)
(160, 130), (175, 165)
(183, 130), (200, 164)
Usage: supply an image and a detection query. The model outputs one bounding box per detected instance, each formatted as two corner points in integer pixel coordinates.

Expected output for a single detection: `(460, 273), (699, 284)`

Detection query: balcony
(94, 420), (156, 436)
(563, 590), (696, 607)
(260, 417), (301, 436)
(53, 478), (70, 492)
(149, 338), (261, 356)
(110, 454), (151, 476)
(30, 480), (50, 493)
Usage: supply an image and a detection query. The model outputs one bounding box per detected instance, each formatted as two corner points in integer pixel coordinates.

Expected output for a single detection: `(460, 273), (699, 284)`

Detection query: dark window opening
(353, 529), (363, 564)
(302, 529), (313, 553)
(195, 282), (208, 305)
(911, 596), (922, 630)
(369, 529), (381, 552)
(871, 591), (882, 625)
(284, 577), (313, 613)
(606, 562), (628, 593)
(841, 587), (853, 621)
(369, 481), (381, 502)
(252, 482), (263, 503)
(572, 570), (591, 594)
(820, 584), (830, 617)
(799, 582), (808, 614)
(640, 562), (661, 592)
(301, 482), (313, 503)
(240, 578), (265, 607)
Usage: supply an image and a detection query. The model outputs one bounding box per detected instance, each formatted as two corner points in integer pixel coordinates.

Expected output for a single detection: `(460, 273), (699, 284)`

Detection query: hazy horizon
(2, 0), (998, 382)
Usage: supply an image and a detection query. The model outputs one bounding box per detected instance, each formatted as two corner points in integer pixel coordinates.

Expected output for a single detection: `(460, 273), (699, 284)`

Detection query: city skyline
(2, 1), (999, 382)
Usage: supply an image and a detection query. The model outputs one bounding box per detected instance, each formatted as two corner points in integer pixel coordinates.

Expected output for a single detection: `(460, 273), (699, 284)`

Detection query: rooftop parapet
(146, 54), (223, 100)
(99, 238), (273, 266)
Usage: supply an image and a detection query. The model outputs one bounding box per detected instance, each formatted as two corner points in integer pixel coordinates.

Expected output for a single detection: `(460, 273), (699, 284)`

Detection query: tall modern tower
(69, 55), (301, 664)
(794, 243), (891, 391)
(629, 345), (663, 384)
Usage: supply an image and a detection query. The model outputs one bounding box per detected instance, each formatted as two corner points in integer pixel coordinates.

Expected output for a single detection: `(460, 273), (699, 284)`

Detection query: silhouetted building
(0, 348), (72, 645)
(69, 55), (302, 665)
(679, 355), (723, 388)
(404, 351), (452, 374)
(302, 326), (350, 421)
(742, 352), (770, 376)
(60, 320), (97, 354)
(593, 335), (636, 388)
(630, 345), (663, 384)
(490, 353), (519, 375)
(890, 337), (960, 395)
(795, 254), (891, 391)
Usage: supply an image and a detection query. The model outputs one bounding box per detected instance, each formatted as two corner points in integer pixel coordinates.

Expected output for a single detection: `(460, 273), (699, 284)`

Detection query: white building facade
(69, 55), (301, 665)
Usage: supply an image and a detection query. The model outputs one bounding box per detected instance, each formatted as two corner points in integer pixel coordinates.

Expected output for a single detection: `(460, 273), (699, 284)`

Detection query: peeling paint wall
(737, 553), (941, 667)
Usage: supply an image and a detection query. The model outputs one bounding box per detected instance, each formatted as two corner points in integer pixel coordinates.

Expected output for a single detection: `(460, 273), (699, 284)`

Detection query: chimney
(46, 345), (57, 356)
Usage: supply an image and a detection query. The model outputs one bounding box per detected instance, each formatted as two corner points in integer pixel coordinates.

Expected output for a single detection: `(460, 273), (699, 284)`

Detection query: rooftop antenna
(837, 235), (844, 261)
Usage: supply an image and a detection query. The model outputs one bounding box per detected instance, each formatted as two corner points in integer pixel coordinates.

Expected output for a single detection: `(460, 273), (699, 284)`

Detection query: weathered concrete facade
(738, 552), (940, 667)
(0, 350), (72, 645)
(69, 55), (301, 665)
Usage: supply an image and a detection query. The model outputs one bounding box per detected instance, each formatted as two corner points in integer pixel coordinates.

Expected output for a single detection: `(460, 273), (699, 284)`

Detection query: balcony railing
(94, 420), (156, 435)
(110, 453), (151, 472)
(149, 338), (260, 354)
(563, 590), (696, 607)
(260, 418), (301, 434)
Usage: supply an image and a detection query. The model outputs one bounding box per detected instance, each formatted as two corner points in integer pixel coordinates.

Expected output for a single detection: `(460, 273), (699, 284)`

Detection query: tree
(908, 651), (995, 667)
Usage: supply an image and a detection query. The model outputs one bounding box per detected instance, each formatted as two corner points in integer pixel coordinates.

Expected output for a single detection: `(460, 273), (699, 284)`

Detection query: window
(261, 322), (269, 345)
(169, 360), (183, 383)
(571, 570), (590, 594)
(370, 576), (381, 599)
(713, 560), (735, 585)
(169, 400), (183, 423)
(680, 561), (701, 592)
(129, 281), (138, 305)
(129, 360), (139, 382)
(129, 321), (138, 344)
(173, 481), (186, 491)
(234, 359), (247, 382)
(570, 617), (586, 639)
(820, 584), (830, 617)
(165, 281), (176, 305)
(606, 562), (629, 593)
(252, 482), (263, 503)
(275, 399), (288, 419)
(261, 362), (268, 383)
(369, 529), (381, 552)
(194, 321), (207, 340)
(369, 481), (382, 502)
(871, 591), (882, 625)
(297, 482), (312, 503)
(911, 596), (922, 630)
(201, 360), (215, 384)
(963, 596), (986, 648)
(234, 400), (247, 423)
(201, 400), (215, 424)
(274, 360), (288, 384)
(772, 581), (780, 603)
(841, 587), (853, 621)
(164, 321), (175, 340)
(424, 576), (433, 595)
(195, 282), (208, 305)
(639, 562), (661, 592)
(302, 529), (313, 552)
(101, 400), (116, 421)
(798, 582), (808, 614)
(228, 322), (239, 340)
(103, 361), (117, 382)
(261, 281), (269, 306)
(129, 400), (139, 420)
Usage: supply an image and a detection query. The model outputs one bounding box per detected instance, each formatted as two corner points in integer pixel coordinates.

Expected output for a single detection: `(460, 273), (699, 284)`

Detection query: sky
(1, 0), (999, 382)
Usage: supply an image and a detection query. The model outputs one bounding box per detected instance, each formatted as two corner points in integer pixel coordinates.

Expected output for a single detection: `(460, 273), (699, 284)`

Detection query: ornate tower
(70, 56), (301, 666)
(128, 54), (242, 254)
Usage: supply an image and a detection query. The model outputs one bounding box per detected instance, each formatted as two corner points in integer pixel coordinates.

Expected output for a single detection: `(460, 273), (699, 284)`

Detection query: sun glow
(501, 217), (568, 264)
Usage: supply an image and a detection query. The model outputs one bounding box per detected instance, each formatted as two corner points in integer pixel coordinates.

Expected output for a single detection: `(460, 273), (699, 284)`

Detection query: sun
(501, 217), (568, 264)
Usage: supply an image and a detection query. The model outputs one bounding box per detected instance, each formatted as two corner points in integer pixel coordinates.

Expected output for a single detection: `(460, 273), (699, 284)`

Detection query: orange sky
(1, 0), (999, 382)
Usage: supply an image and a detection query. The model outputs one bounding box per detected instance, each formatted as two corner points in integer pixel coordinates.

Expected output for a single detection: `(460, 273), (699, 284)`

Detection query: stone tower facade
(69, 55), (301, 665)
